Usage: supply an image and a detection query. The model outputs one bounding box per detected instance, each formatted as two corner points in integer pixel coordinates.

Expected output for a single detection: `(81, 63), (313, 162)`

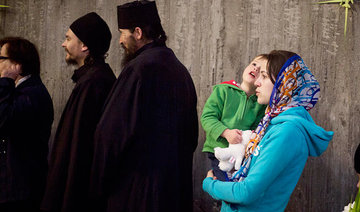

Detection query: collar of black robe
(132, 41), (163, 59)
(71, 58), (105, 83)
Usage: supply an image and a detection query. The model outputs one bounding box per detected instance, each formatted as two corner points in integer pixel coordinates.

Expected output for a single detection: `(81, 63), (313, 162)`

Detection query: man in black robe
(41, 12), (116, 212)
(90, 1), (198, 212)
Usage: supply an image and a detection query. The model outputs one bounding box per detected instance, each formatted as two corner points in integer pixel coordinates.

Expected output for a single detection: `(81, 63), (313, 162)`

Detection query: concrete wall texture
(0, 0), (359, 211)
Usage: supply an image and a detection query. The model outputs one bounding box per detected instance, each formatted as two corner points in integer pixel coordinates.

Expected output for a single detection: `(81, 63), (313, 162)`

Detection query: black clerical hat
(117, 1), (161, 29)
(70, 12), (111, 56)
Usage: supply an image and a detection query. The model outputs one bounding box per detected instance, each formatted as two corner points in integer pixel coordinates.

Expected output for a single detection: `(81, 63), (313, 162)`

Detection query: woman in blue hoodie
(202, 50), (334, 212)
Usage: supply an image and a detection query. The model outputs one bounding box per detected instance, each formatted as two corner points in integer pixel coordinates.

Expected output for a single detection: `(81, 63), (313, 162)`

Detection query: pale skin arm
(221, 128), (243, 144)
(0, 60), (21, 80)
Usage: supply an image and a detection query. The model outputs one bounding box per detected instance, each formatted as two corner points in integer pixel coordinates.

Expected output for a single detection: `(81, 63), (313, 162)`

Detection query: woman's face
(254, 68), (274, 105)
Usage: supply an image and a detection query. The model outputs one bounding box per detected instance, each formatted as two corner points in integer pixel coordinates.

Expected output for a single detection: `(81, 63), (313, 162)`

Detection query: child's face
(242, 57), (268, 88)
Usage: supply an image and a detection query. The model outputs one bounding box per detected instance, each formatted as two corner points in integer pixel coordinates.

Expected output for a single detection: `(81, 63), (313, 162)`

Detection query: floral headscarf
(232, 54), (320, 181)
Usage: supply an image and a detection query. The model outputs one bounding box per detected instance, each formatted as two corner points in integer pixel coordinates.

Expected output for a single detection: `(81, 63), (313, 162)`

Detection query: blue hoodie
(202, 107), (333, 212)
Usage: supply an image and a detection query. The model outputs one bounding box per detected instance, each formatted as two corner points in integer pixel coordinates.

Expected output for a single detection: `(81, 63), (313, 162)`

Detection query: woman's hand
(206, 170), (217, 180)
(221, 129), (243, 144)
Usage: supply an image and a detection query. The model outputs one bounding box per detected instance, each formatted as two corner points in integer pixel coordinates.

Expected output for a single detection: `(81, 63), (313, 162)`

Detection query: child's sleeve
(200, 86), (228, 142)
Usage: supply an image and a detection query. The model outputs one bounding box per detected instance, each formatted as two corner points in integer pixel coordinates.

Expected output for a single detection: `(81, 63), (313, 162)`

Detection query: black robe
(0, 75), (54, 207)
(41, 59), (116, 212)
(90, 42), (198, 212)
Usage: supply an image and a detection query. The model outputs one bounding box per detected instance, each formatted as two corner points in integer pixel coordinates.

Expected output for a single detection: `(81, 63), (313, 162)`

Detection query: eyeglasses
(0, 56), (9, 60)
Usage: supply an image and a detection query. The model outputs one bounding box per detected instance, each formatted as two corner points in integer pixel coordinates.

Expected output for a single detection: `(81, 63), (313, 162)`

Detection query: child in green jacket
(201, 55), (268, 181)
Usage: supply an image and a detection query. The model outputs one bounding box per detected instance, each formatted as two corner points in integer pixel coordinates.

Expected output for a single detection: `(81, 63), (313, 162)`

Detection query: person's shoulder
(143, 44), (171, 54)
(219, 80), (241, 87)
(129, 47), (180, 74)
(271, 120), (301, 132)
(213, 80), (244, 93)
(17, 75), (46, 91)
(86, 63), (115, 81)
(266, 119), (303, 139)
(262, 121), (305, 153)
(270, 107), (316, 131)
(140, 47), (173, 63)
(15, 75), (53, 103)
(91, 61), (113, 73)
(73, 66), (115, 94)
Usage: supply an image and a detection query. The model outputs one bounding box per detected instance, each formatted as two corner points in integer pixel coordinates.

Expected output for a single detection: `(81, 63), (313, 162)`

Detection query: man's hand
(221, 129), (243, 144)
(0, 60), (21, 80)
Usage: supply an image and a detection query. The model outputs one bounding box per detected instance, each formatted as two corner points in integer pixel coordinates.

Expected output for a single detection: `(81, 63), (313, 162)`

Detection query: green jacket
(201, 80), (266, 153)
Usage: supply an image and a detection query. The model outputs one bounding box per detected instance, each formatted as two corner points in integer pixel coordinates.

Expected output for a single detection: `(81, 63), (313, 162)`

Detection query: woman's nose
(254, 78), (261, 87)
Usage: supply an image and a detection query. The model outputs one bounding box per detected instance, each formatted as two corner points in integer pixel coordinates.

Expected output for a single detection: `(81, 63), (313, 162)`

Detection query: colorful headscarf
(232, 54), (320, 181)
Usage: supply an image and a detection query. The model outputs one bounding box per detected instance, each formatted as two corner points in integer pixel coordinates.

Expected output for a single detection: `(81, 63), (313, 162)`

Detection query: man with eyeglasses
(0, 37), (54, 212)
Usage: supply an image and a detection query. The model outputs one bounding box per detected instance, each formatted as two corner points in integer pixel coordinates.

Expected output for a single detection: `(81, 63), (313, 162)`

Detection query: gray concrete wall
(0, 0), (359, 211)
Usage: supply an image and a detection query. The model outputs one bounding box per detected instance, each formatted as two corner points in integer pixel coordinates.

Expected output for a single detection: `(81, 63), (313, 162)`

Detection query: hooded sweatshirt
(203, 106), (333, 212)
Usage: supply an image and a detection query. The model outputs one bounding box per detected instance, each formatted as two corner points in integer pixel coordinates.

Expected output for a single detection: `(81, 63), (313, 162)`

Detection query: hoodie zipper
(239, 95), (250, 120)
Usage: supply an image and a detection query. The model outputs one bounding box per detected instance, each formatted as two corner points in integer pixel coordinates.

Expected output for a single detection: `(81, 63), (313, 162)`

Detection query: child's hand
(221, 129), (243, 144)
(206, 170), (217, 180)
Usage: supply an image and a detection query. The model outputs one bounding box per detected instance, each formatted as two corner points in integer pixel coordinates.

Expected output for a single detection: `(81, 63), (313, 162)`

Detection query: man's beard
(121, 37), (137, 68)
(65, 57), (78, 65)
(121, 48), (136, 68)
(65, 49), (78, 65)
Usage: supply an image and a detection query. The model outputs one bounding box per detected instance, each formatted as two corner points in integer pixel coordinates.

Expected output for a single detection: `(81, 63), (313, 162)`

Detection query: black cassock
(90, 42), (198, 212)
(41, 59), (116, 212)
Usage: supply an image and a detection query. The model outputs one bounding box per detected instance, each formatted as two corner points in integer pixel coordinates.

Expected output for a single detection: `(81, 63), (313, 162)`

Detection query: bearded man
(90, 1), (198, 212)
(41, 12), (116, 212)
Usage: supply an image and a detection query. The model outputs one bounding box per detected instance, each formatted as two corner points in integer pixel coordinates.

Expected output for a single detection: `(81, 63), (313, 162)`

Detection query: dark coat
(41, 59), (116, 212)
(0, 75), (54, 205)
(90, 42), (198, 212)
(355, 143), (360, 173)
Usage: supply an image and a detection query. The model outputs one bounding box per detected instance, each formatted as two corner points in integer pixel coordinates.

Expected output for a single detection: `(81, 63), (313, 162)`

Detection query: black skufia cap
(70, 12), (111, 56)
(117, 1), (161, 29)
